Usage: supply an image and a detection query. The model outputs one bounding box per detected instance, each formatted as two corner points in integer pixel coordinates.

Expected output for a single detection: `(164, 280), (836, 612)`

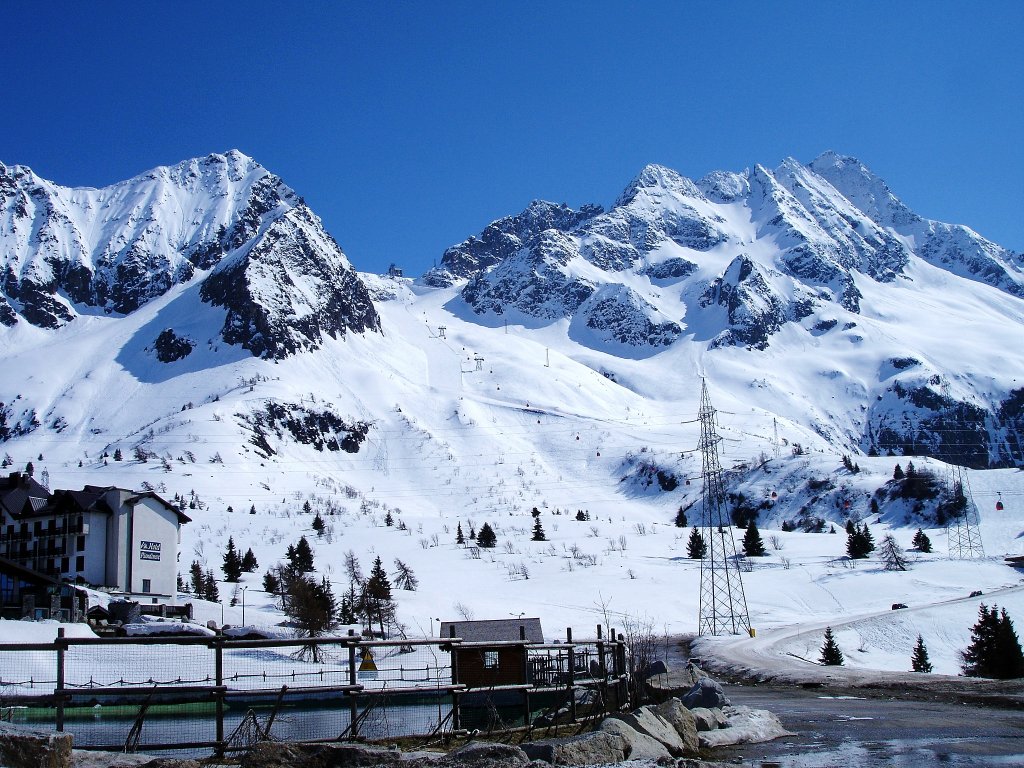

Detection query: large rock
(520, 732), (627, 765)
(597, 717), (671, 761)
(71, 754), (201, 768)
(0, 722), (72, 768)
(688, 707), (727, 732)
(653, 698), (700, 756)
(681, 676), (729, 709)
(446, 742), (529, 767)
(609, 707), (686, 756)
(697, 705), (793, 749)
(241, 742), (406, 768)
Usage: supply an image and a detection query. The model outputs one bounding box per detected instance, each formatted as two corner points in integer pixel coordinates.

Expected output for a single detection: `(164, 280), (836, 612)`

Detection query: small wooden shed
(440, 618), (544, 688)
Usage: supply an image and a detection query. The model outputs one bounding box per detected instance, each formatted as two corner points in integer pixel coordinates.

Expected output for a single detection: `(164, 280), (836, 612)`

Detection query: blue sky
(3, 2), (1021, 275)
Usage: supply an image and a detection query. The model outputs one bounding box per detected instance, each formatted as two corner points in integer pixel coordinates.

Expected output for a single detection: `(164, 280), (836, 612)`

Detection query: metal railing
(0, 627), (628, 756)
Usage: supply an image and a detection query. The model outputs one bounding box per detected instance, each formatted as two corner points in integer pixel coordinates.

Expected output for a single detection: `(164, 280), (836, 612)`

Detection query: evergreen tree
(113, 448), (123, 462)
(393, 558), (418, 591)
(819, 626), (844, 666)
(911, 634), (933, 672)
(476, 522), (497, 548)
(262, 569), (280, 595)
(292, 536), (315, 572)
(241, 547), (258, 573)
(912, 529), (932, 553)
(25, 461), (33, 477)
(870, 498), (880, 516)
(893, 463), (904, 480)
(879, 535), (909, 571)
(845, 519), (856, 535)
(962, 605), (1024, 679)
(189, 560), (205, 595)
(861, 523), (875, 553)
(311, 512), (325, 537)
(222, 537), (243, 582)
(281, 572), (338, 661)
(204, 570), (220, 602)
(742, 521), (766, 557)
(384, 510), (394, 527)
(674, 506), (687, 528)
(468, 524), (476, 540)
(962, 604), (999, 678)
(176, 573), (186, 593)
(687, 527), (707, 559)
(531, 516), (547, 542)
(303, 500), (312, 514)
(455, 522), (465, 545)
(364, 556), (394, 636)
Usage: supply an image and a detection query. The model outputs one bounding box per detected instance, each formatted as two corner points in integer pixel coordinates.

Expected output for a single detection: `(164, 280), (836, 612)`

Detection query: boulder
(698, 706), (793, 749)
(681, 676), (729, 709)
(597, 717), (671, 761)
(610, 707), (686, 756)
(688, 707), (727, 732)
(71, 752), (201, 767)
(0, 721), (72, 768)
(446, 742), (529, 767)
(653, 698), (700, 756)
(521, 731), (628, 765)
(242, 742), (406, 768)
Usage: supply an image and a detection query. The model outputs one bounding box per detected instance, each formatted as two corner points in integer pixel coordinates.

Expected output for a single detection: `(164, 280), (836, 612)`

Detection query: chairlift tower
(697, 380), (751, 636)
(942, 382), (984, 559)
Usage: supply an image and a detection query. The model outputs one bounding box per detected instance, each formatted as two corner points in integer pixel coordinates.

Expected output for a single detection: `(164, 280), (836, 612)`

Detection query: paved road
(717, 685), (1024, 767)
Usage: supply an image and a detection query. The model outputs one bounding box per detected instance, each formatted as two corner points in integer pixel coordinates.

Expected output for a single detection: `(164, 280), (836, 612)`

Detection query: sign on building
(140, 540), (161, 561)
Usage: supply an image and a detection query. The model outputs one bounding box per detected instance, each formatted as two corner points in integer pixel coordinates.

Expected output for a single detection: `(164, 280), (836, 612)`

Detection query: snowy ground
(0, 274), (1022, 690)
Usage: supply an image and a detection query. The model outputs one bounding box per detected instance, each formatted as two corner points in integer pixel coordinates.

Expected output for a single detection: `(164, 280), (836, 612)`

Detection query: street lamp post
(241, 586), (249, 626)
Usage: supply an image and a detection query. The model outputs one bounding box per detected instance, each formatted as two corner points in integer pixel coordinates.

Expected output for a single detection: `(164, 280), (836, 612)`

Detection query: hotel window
(76, 535), (85, 551)
(75, 555), (84, 571)
(142, 579), (151, 594)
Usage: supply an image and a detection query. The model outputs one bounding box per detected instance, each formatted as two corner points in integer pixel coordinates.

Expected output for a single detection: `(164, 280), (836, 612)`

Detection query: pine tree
(845, 519), (856, 535)
(912, 529), (932, 553)
(281, 572), (338, 660)
(292, 536), (315, 572)
(911, 634), (933, 672)
(995, 607), (1024, 679)
(893, 463), (904, 480)
(25, 461), (33, 477)
(241, 548), (258, 572)
(384, 511), (394, 527)
(364, 556), (394, 636)
(204, 570), (220, 602)
(455, 522), (465, 545)
(819, 627), (844, 666)
(262, 569), (280, 595)
(879, 534), (909, 571)
(742, 521), (766, 557)
(189, 560), (205, 595)
(113, 448), (123, 462)
(477, 522), (497, 548)
(861, 523), (875, 554)
(311, 512), (325, 537)
(962, 604), (999, 678)
(393, 558), (418, 591)
(531, 516), (547, 542)
(687, 527), (707, 559)
(176, 573), (186, 593)
(674, 506), (687, 528)
(222, 537), (243, 582)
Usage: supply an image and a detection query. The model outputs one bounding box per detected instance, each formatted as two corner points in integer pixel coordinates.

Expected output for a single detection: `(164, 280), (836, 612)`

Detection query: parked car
(891, 603), (908, 610)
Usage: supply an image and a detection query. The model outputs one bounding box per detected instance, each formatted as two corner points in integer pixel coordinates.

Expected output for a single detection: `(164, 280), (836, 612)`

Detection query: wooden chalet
(440, 617), (544, 687)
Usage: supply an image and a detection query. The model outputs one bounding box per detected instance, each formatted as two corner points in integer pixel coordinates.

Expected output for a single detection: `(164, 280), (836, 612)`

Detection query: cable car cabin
(440, 618), (544, 688)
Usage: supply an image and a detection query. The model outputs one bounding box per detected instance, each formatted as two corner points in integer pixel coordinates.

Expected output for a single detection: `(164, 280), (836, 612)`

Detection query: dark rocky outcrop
(153, 329), (194, 363)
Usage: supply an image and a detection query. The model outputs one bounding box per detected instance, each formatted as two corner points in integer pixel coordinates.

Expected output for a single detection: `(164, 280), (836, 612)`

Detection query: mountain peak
(807, 152), (918, 228)
(614, 163), (702, 207)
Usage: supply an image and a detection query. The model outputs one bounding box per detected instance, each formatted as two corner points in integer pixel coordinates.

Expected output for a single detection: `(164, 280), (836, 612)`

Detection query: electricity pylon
(697, 379), (751, 636)
(941, 383), (984, 559)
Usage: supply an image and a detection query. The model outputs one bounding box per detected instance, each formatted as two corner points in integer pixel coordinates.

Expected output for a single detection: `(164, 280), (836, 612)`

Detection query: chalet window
(76, 535), (85, 551)
(483, 651), (499, 669)
(34, 521), (42, 534)
(60, 557), (69, 573)
(75, 555), (84, 571)
(142, 579), (151, 594)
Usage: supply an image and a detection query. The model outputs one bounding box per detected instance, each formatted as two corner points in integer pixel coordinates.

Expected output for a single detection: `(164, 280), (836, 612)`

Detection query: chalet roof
(0, 472), (50, 518)
(439, 618), (544, 643)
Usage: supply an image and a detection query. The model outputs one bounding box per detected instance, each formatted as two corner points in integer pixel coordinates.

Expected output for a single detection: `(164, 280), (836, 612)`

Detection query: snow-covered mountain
(0, 150), (379, 356)
(2, 149), (1024, 655)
